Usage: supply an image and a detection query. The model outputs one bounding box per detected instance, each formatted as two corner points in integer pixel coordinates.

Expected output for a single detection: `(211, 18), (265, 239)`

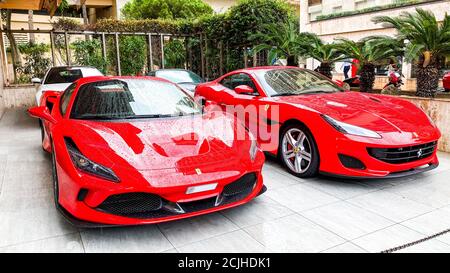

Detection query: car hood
(67, 114), (247, 173)
(40, 83), (72, 92)
(271, 91), (433, 133)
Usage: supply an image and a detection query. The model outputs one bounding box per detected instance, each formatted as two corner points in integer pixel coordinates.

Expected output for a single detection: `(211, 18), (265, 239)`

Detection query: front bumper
(57, 169), (265, 227)
(321, 162), (438, 180)
(315, 125), (440, 178)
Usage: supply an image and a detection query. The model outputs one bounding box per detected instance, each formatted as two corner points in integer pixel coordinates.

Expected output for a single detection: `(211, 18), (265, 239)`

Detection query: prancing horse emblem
(417, 148), (423, 157)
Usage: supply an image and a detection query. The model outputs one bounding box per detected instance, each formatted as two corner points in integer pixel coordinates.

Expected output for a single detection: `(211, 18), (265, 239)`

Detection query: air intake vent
(368, 142), (437, 164)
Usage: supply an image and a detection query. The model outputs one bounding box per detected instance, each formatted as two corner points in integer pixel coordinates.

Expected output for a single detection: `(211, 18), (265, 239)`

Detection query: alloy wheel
(281, 128), (312, 174)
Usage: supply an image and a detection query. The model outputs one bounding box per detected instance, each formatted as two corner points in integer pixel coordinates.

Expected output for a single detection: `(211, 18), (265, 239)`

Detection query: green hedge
(52, 18), (190, 34)
(51, 0), (295, 78)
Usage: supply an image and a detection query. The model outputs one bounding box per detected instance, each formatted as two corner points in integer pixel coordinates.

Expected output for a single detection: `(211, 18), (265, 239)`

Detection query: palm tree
(373, 8), (450, 97)
(335, 36), (403, 92)
(300, 35), (347, 78)
(252, 19), (304, 66)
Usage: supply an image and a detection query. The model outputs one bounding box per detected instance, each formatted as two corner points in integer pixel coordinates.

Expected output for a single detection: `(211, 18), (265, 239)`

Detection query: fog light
(338, 154), (366, 170)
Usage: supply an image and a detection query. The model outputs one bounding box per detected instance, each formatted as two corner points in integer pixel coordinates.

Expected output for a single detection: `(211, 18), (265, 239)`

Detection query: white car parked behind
(34, 66), (103, 105)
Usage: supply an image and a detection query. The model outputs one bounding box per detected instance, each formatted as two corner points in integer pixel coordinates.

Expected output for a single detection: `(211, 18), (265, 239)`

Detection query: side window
(220, 75), (233, 90)
(60, 83), (76, 116)
(220, 73), (258, 94)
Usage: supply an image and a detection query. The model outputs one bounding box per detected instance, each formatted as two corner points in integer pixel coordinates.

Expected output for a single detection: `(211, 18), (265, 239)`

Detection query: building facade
(299, 0), (450, 89)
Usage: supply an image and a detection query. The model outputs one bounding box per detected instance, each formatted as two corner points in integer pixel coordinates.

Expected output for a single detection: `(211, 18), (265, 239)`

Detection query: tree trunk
(28, 10), (35, 43)
(286, 55), (297, 66)
(415, 64), (439, 97)
(318, 62), (332, 79)
(359, 63), (375, 92)
(4, 10), (21, 83)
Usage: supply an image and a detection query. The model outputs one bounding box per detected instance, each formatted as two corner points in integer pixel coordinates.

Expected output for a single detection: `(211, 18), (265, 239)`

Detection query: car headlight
(65, 138), (120, 182)
(322, 114), (381, 139)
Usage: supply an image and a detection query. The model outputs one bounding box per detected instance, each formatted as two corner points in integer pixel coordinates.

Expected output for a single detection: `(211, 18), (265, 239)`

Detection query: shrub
(71, 38), (108, 74)
(164, 39), (186, 68)
(122, 0), (213, 20)
(107, 36), (147, 75)
(18, 42), (51, 79)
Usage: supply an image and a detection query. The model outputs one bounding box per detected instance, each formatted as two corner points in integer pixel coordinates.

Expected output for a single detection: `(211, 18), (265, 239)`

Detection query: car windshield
(255, 68), (342, 96)
(44, 68), (84, 84)
(156, 70), (204, 84)
(71, 79), (202, 120)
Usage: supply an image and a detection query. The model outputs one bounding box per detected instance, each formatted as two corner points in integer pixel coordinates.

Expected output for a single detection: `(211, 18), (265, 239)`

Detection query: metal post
(200, 34), (205, 79)
(244, 48), (248, 68)
(160, 34), (165, 69)
(50, 32), (56, 66)
(188, 37), (193, 71)
(115, 33), (121, 76)
(147, 34), (153, 71)
(101, 33), (106, 60)
(205, 37), (209, 80)
(219, 40), (224, 75)
(184, 37), (189, 70)
(64, 31), (71, 66)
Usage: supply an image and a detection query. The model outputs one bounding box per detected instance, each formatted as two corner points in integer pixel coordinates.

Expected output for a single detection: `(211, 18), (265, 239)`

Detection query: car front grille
(95, 172), (258, 219)
(96, 192), (163, 218)
(367, 141), (437, 164)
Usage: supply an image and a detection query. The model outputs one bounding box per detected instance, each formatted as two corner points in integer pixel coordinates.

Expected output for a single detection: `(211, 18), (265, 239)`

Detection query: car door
(44, 84), (75, 136)
(217, 72), (277, 144)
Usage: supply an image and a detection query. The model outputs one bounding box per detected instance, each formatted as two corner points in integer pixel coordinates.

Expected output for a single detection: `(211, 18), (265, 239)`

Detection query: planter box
(2, 85), (37, 109)
(400, 95), (450, 152)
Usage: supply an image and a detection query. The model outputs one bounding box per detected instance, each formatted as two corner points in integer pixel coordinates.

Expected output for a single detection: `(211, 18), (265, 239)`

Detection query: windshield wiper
(122, 114), (174, 119)
(76, 115), (117, 120)
(271, 93), (299, 97)
(301, 90), (334, 94)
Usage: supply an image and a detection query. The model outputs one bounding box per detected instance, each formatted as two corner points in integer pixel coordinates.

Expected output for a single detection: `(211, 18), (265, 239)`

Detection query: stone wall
(2, 85), (36, 109)
(0, 82), (4, 119)
(0, 65), (5, 118)
(333, 75), (444, 91)
(401, 96), (450, 152)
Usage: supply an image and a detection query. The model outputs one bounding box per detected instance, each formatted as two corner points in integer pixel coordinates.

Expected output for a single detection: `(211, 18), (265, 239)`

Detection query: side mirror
(234, 85), (255, 95)
(28, 106), (57, 124)
(31, 78), (41, 84)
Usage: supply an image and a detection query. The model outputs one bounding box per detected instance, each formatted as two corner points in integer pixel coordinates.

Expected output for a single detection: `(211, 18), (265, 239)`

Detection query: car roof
(75, 76), (174, 86)
(49, 66), (100, 70)
(233, 66), (300, 73)
(152, 69), (190, 72)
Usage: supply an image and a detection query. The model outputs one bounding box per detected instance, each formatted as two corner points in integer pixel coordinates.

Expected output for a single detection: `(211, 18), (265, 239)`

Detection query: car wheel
(51, 142), (60, 207)
(445, 89), (450, 93)
(279, 124), (319, 178)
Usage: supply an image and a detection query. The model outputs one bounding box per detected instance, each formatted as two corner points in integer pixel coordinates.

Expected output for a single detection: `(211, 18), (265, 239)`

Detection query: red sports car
(195, 66), (441, 179)
(28, 76), (265, 226)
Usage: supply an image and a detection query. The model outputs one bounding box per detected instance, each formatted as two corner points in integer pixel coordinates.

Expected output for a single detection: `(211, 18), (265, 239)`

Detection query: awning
(0, 0), (62, 16)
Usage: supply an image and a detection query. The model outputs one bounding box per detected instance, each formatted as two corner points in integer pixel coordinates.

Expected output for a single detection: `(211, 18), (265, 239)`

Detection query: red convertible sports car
(28, 76), (265, 226)
(195, 66), (441, 179)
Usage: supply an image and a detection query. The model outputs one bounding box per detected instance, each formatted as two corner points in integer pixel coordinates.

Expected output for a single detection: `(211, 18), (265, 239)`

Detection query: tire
(278, 123), (319, 178)
(445, 89), (450, 93)
(51, 142), (60, 208)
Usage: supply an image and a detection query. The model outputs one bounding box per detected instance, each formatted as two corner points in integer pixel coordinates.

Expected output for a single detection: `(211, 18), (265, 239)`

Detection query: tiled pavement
(1, 108), (450, 253)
